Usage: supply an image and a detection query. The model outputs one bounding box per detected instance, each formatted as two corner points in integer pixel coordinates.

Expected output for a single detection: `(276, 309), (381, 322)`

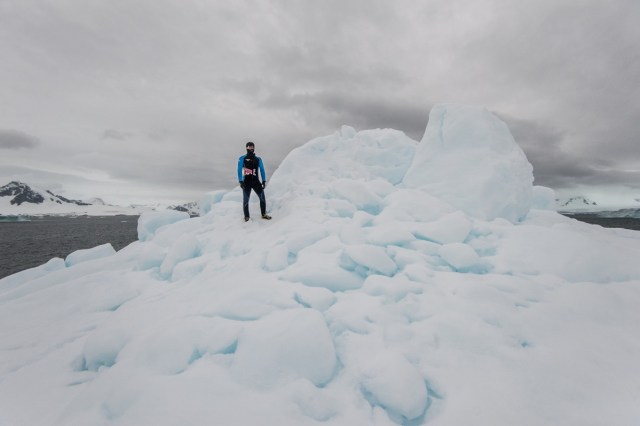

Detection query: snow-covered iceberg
(1, 104), (639, 425)
(403, 104), (533, 222)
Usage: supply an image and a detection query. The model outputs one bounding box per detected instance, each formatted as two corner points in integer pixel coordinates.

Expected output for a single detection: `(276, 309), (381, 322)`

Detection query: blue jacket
(238, 154), (266, 182)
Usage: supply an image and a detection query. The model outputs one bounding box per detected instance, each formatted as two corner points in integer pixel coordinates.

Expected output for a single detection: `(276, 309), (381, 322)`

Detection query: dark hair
(246, 141), (255, 147)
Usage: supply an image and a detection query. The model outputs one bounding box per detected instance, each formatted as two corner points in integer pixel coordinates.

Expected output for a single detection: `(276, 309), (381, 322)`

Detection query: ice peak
(0, 181), (46, 205)
(403, 104), (534, 222)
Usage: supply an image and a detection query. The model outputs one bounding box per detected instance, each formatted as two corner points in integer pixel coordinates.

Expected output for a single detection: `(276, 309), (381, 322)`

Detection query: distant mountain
(556, 195), (598, 211)
(0, 181), (90, 207)
(0, 181), (201, 217)
(83, 197), (107, 206)
(557, 194), (640, 214)
(0, 181), (150, 216)
(167, 201), (199, 217)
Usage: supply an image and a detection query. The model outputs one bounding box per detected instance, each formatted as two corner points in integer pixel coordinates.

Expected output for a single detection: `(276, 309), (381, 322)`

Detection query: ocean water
(562, 214), (640, 231)
(1, 214), (639, 280)
(0, 215), (139, 279)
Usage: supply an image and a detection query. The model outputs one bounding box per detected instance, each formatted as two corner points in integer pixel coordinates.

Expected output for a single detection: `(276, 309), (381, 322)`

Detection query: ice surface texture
(404, 104), (534, 222)
(1, 104), (640, 426)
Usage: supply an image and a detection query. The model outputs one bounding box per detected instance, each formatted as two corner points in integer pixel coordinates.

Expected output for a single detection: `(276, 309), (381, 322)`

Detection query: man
(238, 141), (272, 221)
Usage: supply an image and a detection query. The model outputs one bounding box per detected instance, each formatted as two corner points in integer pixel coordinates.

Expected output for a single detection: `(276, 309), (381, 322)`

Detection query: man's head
(245, 141), (255, 156)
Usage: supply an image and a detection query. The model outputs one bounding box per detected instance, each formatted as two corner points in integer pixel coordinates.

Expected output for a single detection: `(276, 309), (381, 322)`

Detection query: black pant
(242, 180), (266, 218)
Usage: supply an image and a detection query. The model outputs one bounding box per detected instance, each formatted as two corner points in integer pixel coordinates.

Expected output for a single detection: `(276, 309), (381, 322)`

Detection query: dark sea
(1, 214), (639, 280)
(0, 215), (139, 280)
(561, 214), (640, 231)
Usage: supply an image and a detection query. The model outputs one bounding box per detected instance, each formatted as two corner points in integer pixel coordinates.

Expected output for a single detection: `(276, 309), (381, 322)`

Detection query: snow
(531, 185), (557, 211)
(343, 244), (398, 277)
(232, 308), (337, 387)
(410, 210), (472, 244)
(199, 190), (226, 215)
(403, 104), (534, 222)
(492, 210), (640, 283)
(65, 243), (116, 267)
(437, 242), (484, 272)
(359, 350), (429, 421)
(1, 104), (640, 426)
(136, 210), (190, 242)
(0, 257), (65, 294)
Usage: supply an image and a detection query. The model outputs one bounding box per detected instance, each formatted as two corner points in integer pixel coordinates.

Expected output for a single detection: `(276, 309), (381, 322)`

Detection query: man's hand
(239, 181), (245, 189)
(262, 181), (267, 189)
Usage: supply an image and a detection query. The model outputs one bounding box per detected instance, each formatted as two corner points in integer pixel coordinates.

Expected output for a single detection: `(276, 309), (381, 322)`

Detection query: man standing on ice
(238, 141), (271, 222)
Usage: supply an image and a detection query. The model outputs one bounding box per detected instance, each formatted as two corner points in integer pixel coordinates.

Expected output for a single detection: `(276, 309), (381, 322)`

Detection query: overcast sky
(1, 0), (639, 205)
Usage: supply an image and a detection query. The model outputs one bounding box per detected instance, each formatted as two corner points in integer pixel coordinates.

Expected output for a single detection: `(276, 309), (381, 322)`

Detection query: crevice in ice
(427, 384), (444, 400)
(218, 312), (263, 322)
(218, 339), (238, 355)
(70, 355), (87, 372)
(66, 374), (95, 386)
(437, 107), (447, 146)
(100, 401), (123, 421)
(187, 348), (205, 365)
(519, 340), (532, 349)
(293, 292), (311, 308)
(73, 353), (117, 372)
(105, 302), (125, 312)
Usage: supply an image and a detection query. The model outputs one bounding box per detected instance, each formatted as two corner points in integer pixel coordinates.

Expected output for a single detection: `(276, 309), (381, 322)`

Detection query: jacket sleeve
(237, 156), (244, 182)
(258, 157), (267, 182)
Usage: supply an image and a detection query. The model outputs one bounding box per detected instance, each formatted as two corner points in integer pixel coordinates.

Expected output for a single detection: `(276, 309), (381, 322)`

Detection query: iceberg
(65, 243), (116, 267)
(403, 104), (534, 222)
(1, 104), (639, 426)
(137, 210), (190, 242)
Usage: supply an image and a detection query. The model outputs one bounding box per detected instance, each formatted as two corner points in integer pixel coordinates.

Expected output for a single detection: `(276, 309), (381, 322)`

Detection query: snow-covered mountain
(556, 195), (598, 210)
(83, 197), (107, 206)
(1, 104), (639, 425)
(167, 201), (199, 217)
(0, 181), (131, 215)
(557, 194), (640, 216)
(0, 181), (91, 207)
(0, 181), (194, 216)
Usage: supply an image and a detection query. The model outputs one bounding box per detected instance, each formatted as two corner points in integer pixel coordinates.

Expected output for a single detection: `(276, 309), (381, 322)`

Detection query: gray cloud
(502, 113), (640, 190)
(262, 91), (430, 140)
(102, 129), (134, 141)
(0, 130), (41, 150)
(0, 0), (638, 203)
(105, 159), (217, 192)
